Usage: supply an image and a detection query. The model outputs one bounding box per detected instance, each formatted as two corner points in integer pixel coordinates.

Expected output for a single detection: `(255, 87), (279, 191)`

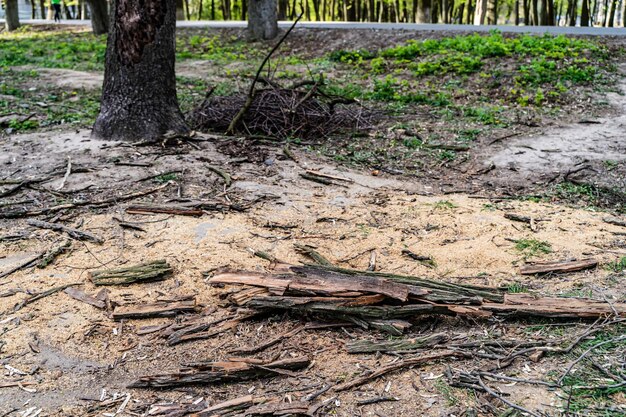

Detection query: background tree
(92, 0), (188, 141)
(5, 0), (21, 31)
(87, 0), (110, 34)
(247, 0), (278, 40)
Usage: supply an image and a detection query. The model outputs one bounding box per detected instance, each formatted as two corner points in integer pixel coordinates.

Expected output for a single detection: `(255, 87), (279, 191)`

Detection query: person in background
(51, 0), (62, 22)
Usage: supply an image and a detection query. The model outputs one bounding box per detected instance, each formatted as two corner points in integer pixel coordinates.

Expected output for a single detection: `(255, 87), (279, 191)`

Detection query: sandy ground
(1, 126), (625, 416)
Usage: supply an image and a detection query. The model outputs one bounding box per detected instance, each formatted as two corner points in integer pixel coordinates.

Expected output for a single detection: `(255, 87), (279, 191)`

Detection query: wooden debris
(401, 249), (436, 268)
(604, 216), (626, 227)
(211, 266), (414, 301)
(191, 394), (269, 416)
(211, 264), (626, 326)
(90, 260), (172, 286)
(112, 300), (197, 320)
(37, 240), (71, 268)
(126, 203), (204, 216)
(128, 357), (310, 388)
(334, 350), (463, 391)
(230, 324), (306, 354)
(13, 283), (81, 312)
(0, 183), (171, 220)
(520, 258), (598, 275)
(208, 166), (232, 187)
(294, 243), (333, 266)
(167, 313), (251, 346)
(63, 287), (106, 309)
(27, 219), (104, 243)
(0, 252), (44, 279)
(347, 333), (448, 353)
(481, 294), (626, 318)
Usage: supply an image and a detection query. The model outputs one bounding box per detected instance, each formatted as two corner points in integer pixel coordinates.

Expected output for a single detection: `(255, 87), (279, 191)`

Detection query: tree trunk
(248, 0), (278, 40)
(416, 0), (429, 21)
(176, 0), (185, 19)
(31, 0), (36, 19)
(474, 0), (487, 23)
(487, 0), (497, 23)
(531, 0), (539, 24)
(40, 0), (46, 19)
(5, 0), (21, 31)
(87, 0), (109, 34)
(581, 0), (590, 25)
(513, 0), (519, 23)
(92, 0), (188, 142)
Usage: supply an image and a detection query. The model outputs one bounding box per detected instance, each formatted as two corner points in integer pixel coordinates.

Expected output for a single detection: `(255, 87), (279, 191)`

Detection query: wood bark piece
(13, 283), (81, 312)
(334, 350), (463, 391)
(230, 325), (306, 354)
(112, 300), (197, 320)
(27, 219), (104, 243)
(520, 259), (598, 275)
(603, 216), (626, 227)
(347, 333), (448, 353)
(190, 395), (270, 416)
(128, 357), (310, 388)
(0, 183), (170, 219)
(64, 287), (106, 309)
(211, 266), (413, 301)
(167, 315), (247, 345)
(235, 400), (311, 416)
(481, 294), (626, 318)
(90, 260), (172, 286)
(126, 203), (204, 216)
(297, 265), (503, 303)
(0, 252), (44, 279)
(37, 240), (72, 268)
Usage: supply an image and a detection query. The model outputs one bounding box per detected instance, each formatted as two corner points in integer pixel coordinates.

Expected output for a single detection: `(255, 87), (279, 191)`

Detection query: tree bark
(176, 0), (185, 19)
(247, 0), (279, 40)
(5, 0), (21, 32)
(87, 0), (109, 35)
(92, 0), (188, 142)
(474, 0), (487, 23)
(581, 0), (590, 25)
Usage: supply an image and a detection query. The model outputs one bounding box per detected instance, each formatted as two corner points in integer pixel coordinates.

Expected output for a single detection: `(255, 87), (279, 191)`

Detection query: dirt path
(483, 64), (626, 191)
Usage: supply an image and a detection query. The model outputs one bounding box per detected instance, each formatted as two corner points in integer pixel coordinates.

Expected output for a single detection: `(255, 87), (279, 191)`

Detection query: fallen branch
(346, 333), (448, 354)
(520, 259), (598, 275)
(334, 350), (463, 391)
(128, 357), (310, 388)
(37, 240), (72, 268)
(112, 300), (198, 320)
(90, 260), (173, 286)
(13, 282), (81, 312)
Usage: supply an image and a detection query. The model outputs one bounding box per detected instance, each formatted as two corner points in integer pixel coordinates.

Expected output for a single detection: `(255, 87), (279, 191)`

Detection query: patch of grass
(558, 326), (626, 416)
(554, 181), (626, 213)
(605, 257), (626, 273)
(514, 238), (552, 257)
(433, 378), (460, 407)
(507, 283), (529, 293)
(154, 173), (179, 183)
(433, 200), (458, 210)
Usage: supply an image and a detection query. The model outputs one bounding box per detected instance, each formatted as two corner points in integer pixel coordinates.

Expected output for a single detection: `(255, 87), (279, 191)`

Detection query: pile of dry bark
(208, 262), (625, 335)
(188, 83), (374, 140)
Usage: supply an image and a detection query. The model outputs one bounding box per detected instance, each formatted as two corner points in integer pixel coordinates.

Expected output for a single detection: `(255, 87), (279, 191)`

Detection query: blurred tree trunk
(416, 0), (429, 22)
(87, 0), (109, 34)
(474, 0), (487, 23)
(581, 0), (590, 24)
(486, 0), (497, 23)
(5, 0), (21, 31)
(92, 0), (188, 141)
(248, 0), (278, 39)
(176, 0), (185, 19)
(607, 0), (617, 25)
(513, 0), (519, 24)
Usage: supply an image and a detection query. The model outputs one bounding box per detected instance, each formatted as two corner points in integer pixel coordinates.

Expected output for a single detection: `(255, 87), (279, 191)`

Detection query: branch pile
(189, 84), (374, 140)
(209, 264), (625, 333)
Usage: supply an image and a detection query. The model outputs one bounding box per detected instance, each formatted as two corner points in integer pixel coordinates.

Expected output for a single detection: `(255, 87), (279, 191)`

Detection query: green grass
(514, 238), (552, 257)
(507, 283), (529, 293)
(433, 200), (458, 210)
(605, 257), (626, 273)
